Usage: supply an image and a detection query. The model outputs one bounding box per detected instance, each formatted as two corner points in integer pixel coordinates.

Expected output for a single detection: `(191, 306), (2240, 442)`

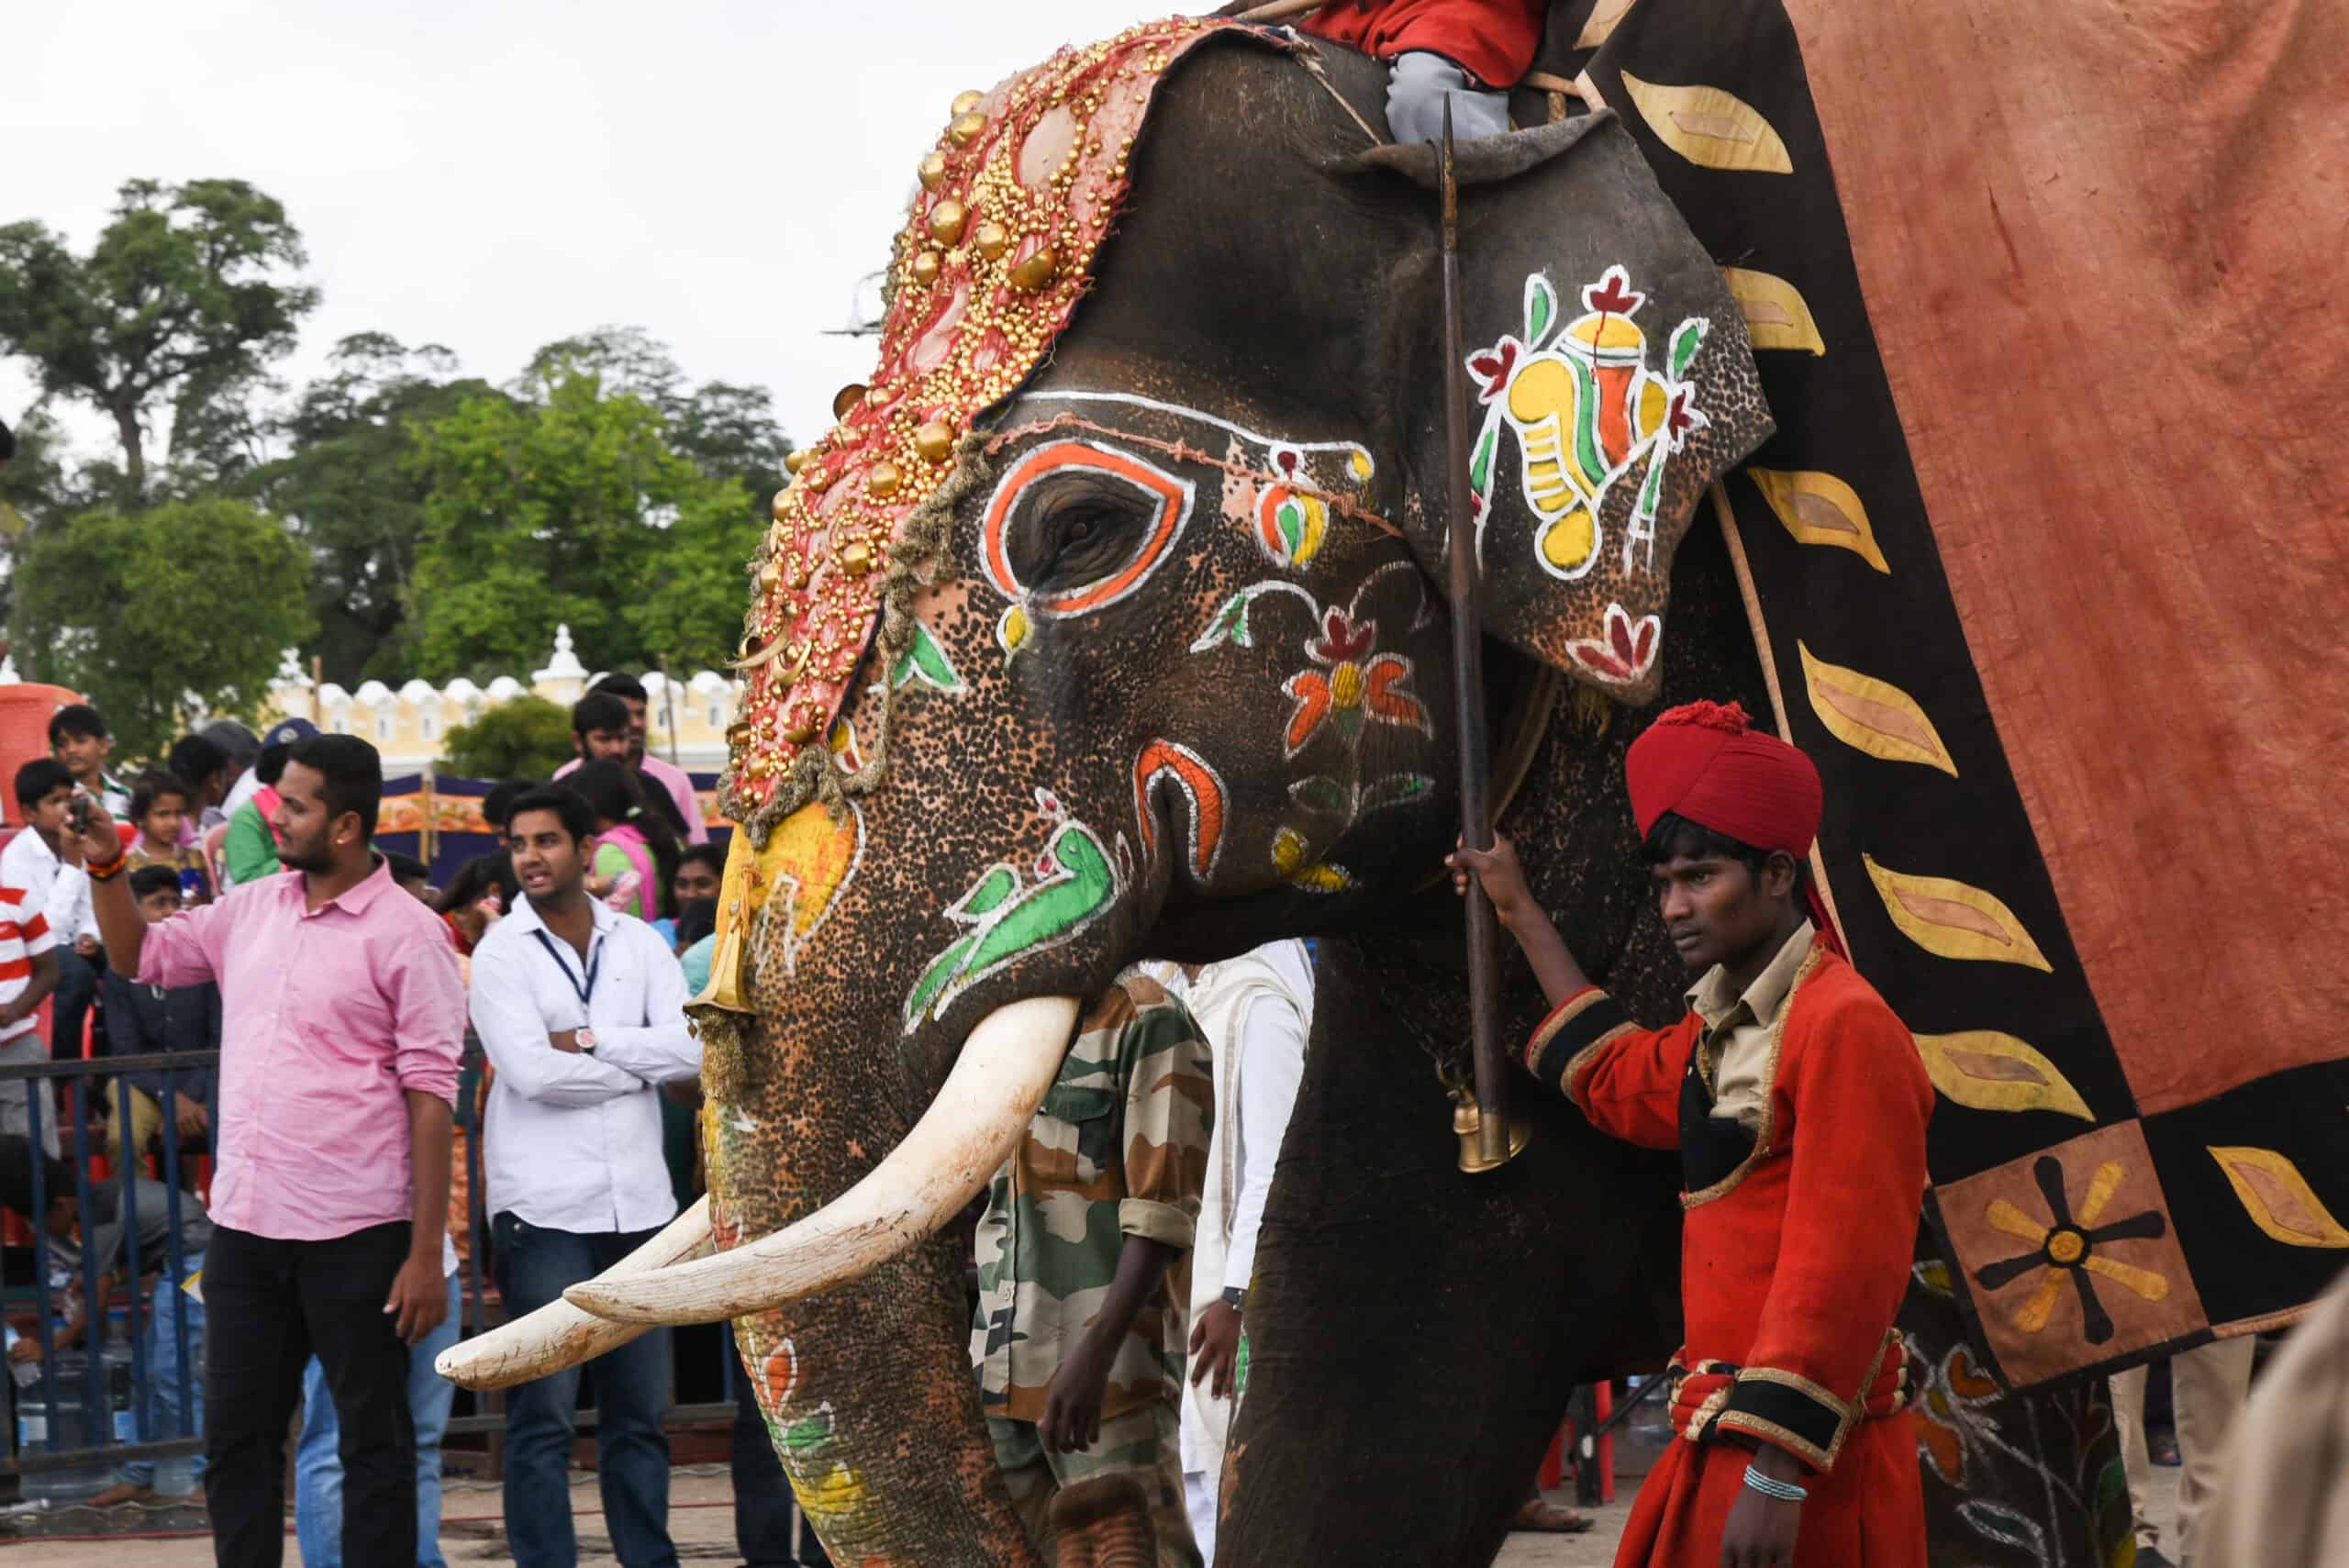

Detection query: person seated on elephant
(1451, 700), (1933, 1568)
(971, 968), (1214, 1568)
(1290, 0), (1548, 142)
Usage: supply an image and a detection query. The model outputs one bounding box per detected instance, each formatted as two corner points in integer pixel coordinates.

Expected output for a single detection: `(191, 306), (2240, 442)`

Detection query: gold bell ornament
(1452, 1088), (1531, 1174)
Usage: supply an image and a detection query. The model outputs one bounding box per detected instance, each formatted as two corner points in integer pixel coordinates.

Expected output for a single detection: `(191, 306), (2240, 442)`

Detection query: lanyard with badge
(530, 929), (602, 1020)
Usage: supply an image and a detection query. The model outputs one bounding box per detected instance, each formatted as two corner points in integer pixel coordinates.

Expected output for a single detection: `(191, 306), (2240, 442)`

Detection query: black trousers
(729, 1325), (830, 1567)
(205, 1221), (417, 1568)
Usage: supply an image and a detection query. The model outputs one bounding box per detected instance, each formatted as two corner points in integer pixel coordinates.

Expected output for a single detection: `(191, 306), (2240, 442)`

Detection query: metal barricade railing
(4, 1048), (213, 1480)
(4, 1043), (738, 1489)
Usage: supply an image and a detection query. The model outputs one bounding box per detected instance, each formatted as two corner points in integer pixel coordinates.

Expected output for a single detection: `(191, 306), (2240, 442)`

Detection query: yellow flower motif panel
(1618, 72), (1794, 174)
(1864, 855), (2054, 972)
(2207, 1146), (2349, 1248)
(1720, 267), (1826, 355)
(1748, 469), (1888, 573)
(1917, 1031), (2094, 1122)
(1798, 643), (1957, 774)
(1935, 1122), (2205, 1382)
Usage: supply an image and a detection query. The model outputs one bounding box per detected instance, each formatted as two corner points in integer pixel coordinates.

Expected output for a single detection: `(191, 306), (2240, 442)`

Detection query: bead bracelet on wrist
(86, 852), (128, 882)
(1742, 1465), (1809, 1503)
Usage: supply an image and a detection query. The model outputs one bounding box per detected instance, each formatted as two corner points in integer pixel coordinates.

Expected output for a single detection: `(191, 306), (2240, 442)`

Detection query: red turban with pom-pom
(1624, 700), (1822, 853)
(1626, 701), (1842, 951)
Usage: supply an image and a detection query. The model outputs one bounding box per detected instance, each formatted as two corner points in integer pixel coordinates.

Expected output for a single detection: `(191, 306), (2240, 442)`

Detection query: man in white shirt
(551, 673), (709, 845)
(1163, 941), (1312, 1563)
(469, 784), (703, 1568)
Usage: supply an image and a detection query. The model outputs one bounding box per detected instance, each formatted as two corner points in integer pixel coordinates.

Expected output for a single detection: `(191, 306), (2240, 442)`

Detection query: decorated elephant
(441, 1), (2349, 1564)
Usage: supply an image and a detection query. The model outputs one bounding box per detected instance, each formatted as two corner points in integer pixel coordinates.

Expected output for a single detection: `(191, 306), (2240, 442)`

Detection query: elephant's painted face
(864, 380), (1455, 1044)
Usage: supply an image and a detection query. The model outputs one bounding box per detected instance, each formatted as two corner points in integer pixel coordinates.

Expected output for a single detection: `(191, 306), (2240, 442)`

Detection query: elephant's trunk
(565, 995), (1077, 1326)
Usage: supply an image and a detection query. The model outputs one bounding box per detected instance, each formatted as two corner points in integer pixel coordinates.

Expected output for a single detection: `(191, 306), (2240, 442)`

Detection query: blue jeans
(117, 1250), (206, 1495)
(493, 1213), (676, 1568)
(293, 1272), (461, 1568)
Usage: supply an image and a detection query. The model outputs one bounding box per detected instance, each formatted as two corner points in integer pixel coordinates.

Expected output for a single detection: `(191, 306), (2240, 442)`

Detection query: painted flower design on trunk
(1192, 560), (1438, 893)
(1282, 606), (1431, 758)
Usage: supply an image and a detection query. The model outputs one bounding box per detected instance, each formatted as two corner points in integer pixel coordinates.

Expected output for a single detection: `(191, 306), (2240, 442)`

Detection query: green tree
(522, 327), (792, 516)
(406, 366), (762, 680)
(439, 695), (574, 779)
(0, 179), (318, 502)
(246, 333), (493, 685)
(13, 497), (313, 757)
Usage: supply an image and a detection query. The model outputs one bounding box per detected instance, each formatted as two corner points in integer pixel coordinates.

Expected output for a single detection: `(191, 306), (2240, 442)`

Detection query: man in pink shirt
(81, 734), (465, 1568)
(551, 673), (709, 845)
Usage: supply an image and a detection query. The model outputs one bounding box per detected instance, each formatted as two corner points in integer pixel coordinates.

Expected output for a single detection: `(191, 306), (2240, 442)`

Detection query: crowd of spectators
(0, 673), (814, 1566)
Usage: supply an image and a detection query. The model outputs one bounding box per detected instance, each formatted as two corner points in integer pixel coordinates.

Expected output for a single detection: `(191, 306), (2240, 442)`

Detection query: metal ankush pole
(1440, 101), (1520, 1172)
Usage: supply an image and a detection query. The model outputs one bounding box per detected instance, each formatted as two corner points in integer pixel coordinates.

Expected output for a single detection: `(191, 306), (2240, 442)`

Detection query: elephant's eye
(981, 438), (1197, 619)
(1003, 473), (1149, 588)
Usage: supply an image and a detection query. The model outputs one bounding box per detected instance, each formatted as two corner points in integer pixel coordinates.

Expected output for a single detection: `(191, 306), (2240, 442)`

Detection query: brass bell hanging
(1452, 1088), (1530, 1173)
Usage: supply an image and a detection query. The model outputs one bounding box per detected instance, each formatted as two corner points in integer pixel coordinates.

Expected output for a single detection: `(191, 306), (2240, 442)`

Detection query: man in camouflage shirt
(972, 968), (1213, 1567)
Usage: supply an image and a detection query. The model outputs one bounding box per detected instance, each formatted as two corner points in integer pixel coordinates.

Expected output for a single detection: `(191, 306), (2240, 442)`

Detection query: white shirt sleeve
(54, 863), (96, 942)
(588, 925), (705, 1084)
(1222, 990), (1308, 1294)
(470, 940), (655, 1106)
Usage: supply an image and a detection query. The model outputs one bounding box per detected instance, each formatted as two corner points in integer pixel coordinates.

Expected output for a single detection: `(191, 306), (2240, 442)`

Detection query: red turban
(1626, 700), (1842, 952)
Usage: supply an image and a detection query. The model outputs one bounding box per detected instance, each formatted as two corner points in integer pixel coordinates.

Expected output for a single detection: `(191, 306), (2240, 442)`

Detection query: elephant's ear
(1391, 114), (1771, 703)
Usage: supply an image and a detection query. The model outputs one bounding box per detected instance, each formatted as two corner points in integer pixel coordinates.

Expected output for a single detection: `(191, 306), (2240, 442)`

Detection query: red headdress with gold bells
(728, 17), (1278, 842)
(1624, 700), (1846, 954)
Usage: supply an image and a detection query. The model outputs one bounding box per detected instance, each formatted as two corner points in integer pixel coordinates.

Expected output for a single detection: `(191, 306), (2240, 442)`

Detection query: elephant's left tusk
(563, 994), (1079, 1327)
(435, 1196), (714, 1390)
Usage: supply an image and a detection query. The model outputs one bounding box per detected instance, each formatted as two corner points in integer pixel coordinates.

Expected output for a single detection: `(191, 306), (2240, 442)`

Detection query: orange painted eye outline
(981, 439), (1196, 620)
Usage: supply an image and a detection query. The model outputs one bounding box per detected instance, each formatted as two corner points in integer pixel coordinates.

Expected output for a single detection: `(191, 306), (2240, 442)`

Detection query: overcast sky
(2, 0), (1178, 460)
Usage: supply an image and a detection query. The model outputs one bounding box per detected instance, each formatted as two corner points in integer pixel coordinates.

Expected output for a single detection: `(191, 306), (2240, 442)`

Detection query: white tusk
(564, 995), (1079, 1327)
(435, 1196), (714, 1390)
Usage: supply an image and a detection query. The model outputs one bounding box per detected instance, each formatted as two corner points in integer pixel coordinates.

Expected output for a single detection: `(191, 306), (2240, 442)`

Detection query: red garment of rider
(1300, 0), (1548, 89)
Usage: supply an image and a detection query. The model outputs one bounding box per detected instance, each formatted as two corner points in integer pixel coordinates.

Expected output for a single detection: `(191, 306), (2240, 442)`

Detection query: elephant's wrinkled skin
(625, 38), (2116, 1568)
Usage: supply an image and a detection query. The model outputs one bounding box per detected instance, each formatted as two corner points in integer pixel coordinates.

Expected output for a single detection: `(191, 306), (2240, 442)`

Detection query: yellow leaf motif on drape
(1916, 1031), (2093, 1121)
(1720, 268), (1826, 355)
(2208, 1147), (2349, 1248)
(1618, 72), (1794, 173)
(1576, 0), (1642, 48)
(1864, 856), (2054, 972)
(1749, 470), (1889, 573)
(1798, 643), (1957, 774)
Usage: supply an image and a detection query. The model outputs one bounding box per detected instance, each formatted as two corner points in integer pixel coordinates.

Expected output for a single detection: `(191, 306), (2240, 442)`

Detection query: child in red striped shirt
(0, 877), (61, 1153)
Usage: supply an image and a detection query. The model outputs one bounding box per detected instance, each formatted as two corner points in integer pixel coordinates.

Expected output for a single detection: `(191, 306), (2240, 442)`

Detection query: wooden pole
(310, 654), (323, 726)
(1440, 103), (1516, 1171)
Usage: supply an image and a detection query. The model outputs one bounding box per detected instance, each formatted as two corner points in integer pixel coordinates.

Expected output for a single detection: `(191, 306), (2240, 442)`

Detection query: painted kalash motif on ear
(1468, 267), (1710, 583)
(721, 17), (1286, 842)
(1465, 267), (1712, 691)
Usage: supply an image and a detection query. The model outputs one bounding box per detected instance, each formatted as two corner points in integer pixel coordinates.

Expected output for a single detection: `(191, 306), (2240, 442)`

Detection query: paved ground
(5, 1443), (2181, 1565)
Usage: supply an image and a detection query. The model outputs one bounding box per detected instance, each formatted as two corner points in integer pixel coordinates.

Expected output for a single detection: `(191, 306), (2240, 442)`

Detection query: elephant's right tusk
(563, 994), (1080, 1327)
(434, 1196), (715, 1390)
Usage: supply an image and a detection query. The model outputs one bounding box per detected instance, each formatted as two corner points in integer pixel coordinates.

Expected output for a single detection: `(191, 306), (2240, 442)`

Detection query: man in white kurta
(1164, 941), (1313, 1562)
